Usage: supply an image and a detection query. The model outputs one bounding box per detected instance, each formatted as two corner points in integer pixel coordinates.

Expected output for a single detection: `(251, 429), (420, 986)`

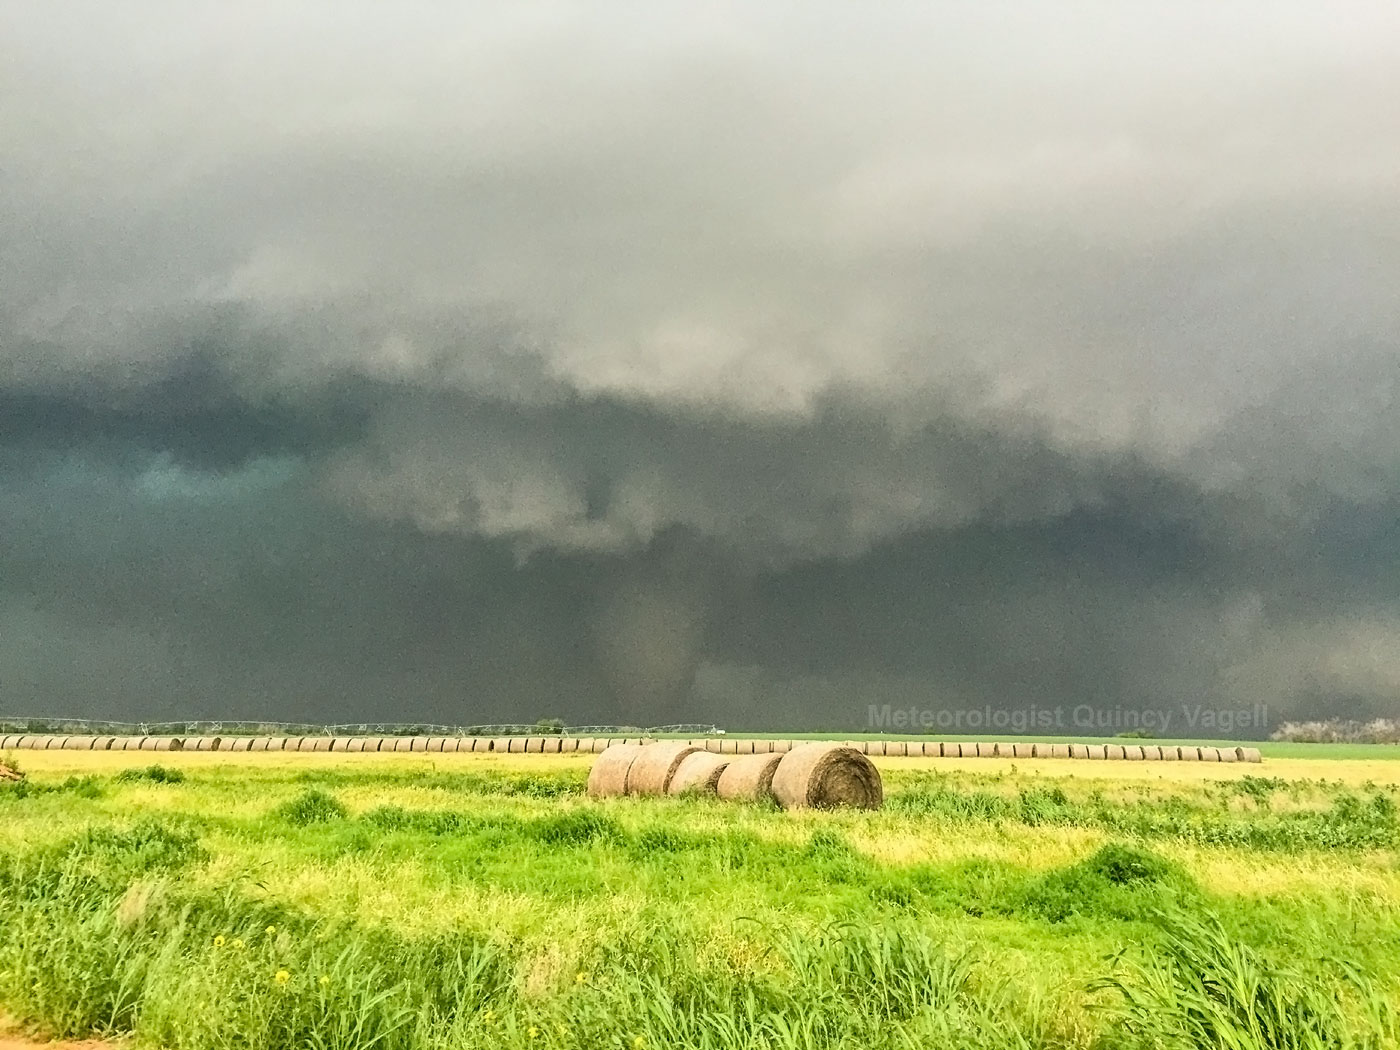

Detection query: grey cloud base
(2, 5), (1398, 730)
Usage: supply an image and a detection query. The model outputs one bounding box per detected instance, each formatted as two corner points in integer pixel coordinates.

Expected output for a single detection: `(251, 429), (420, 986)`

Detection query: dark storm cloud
(2, 4), (1398, 728)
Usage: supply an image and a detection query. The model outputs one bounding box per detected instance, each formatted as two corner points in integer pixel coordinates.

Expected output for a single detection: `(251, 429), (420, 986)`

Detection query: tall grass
(1, 763), (1398, 1048)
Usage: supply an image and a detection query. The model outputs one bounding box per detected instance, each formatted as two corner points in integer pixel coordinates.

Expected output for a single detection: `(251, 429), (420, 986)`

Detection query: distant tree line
(1271, 718), (1400, 744)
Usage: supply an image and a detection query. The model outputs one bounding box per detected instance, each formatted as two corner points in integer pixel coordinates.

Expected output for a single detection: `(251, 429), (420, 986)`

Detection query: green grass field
(3, 749), (1399, 1049)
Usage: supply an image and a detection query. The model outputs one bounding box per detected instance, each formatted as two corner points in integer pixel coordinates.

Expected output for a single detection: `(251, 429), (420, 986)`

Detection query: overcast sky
(2, 3), (1398, 731)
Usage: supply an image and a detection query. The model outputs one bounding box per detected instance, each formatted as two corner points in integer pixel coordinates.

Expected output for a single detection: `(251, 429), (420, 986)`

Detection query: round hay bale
(591, 738), (612, 754)
(734, 739), (754, 755)
(667, 751), (730, 794)
(442, 738), (462, 753)
(1238, 746), (1262, 763)
(719, 739), (738, 755)
(542, 737), (561, 753)
(716, 752), (784, 802)
(63, 736), (87, 750)
(1158, 744), (1178, 761)
(773, 739), (793, 754)
(586, 743), (646, 797)
(1122, 745), (1143, 760)
(504, 737), (523, 754)
(525, 738), (544, 754)
(248, 737), (269, 752)
(770, 743), (882, 810)
(0, 735), (15, 749)
(1179, 746), (1200, 761)
(15, 735), (36, 749)
(151, 738), (174, 752)
(469, 737), (490, 753)
(702, 738), (723, 753)
(885, 741), (907, 757)
(560, 738), (578, 753)
(1068, 743), (1088, 758)
(405, 736), (427, 752)
(1217, 747), (1238, 763)
(1105, 744), (1125, 760)
(490, 737), (511, 753)
(1201, 747), (1222, 762)
(627, 742), (701, 795)
(1140, 745), (1161, 760)
(1012, 743), (1035, 759)
(1050, 743), (1071, 759)
(236, 738), (259, 752)
(1085, 744), (1106, 759)
(973, 742), (993, 758)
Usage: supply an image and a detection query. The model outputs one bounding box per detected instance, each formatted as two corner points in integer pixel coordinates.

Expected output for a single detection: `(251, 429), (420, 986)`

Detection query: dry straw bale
(770, 743), (883, 811)
(0, 735), (16, 749)
(667, 751), (731, 795)
(586, 743), (646, 797)
(1200, 747), (1221, 762)
(1123, 745), (1143, 760)
(736, 739), (755, 755)
(1179, 746), (1200, 761)
(719, 739), (739, 755)
(1217, 747), (1238, 763)
(1104, 744), (1125, 760)
(626, 742), (701, 795)
(974, 742), (994, 757)
(152, 738), (174, 752)
(1158, 745), (1178, 761)
(14, 736), (35, 750)
(1238, 746), (1262, 763)
(561, 738), (579, 753)
(1085, 744), (1106, 759)
(1050, 744), (1071, 758)
(525, 738), (544, 753)
(61, 737), (85, 750)
(1069, 744), (1088, 758)
(330, 737), (353, 751)
(1013, 743), (1035, 758)
(543, 737), (561, 753)
(773, 740), (793, 754)
(1141, 746), (1161, 760)
(716, 752), (784, 802)
(885, 741), (907, 757)
(311, 738), (333, 753)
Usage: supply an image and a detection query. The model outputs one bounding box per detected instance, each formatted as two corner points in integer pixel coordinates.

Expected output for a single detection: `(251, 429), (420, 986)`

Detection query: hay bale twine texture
(586, 742), (646, 797)
(716, 752), (784, 802)
(1238, 747), (1262, 763)
(626, 742), (701, 795)
(769, 743), (883, 811)
(667, 752), (731, 795)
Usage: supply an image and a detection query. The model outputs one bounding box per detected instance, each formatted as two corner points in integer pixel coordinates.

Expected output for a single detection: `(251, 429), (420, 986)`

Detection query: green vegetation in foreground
(2, 761), (1399, 1049)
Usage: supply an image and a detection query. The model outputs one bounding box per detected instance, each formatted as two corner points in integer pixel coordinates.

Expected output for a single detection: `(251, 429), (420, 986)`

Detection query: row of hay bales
(0, 735), (1262, 761)
(588, 741), (885, 809)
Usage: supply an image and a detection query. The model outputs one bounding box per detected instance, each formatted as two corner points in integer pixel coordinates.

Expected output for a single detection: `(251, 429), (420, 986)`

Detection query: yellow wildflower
(528, 1026), (539, 1039)
(265, 925), (278, 936)
(574, 971), (588, 985)
(275, 970), (290, 985)
(633, 1037), (645, 1049)
(232, 938), (245, 949)
(213, 935), (226, 948)
(319, 975), (330, 989)
(483, 1009), (496, 1024)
